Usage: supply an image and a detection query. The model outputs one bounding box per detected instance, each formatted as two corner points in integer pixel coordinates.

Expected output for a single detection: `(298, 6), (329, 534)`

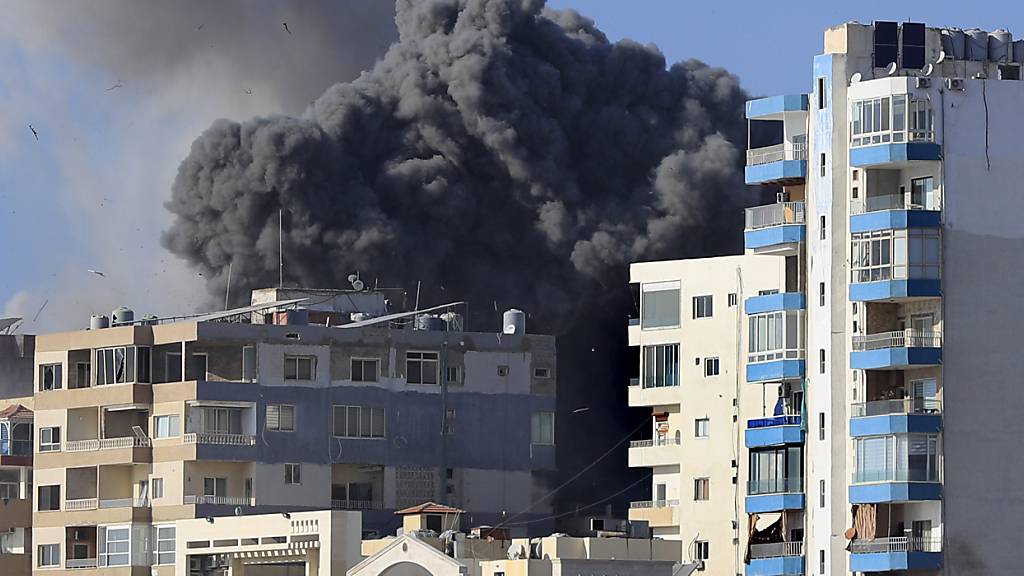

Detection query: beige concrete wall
(252, 461), (330, 507)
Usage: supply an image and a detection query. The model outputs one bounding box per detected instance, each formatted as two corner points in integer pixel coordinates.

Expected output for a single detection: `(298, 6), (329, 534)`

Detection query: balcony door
(204, 477), (227, 498)
(911, 378), (938, 412)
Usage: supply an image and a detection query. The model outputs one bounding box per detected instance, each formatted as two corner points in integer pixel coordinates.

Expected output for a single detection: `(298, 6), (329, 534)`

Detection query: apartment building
(632, 21), (1024, 576)
(29, 289), (556, 575)
(0, 332), (36, 576)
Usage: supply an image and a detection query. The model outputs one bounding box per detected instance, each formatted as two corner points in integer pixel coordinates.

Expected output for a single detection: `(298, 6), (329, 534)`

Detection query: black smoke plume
(164, 0), (759, 519)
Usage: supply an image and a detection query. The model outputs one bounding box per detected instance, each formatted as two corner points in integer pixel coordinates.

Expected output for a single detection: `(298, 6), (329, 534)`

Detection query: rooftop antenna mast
(224, 262), (233, 311)
(278, 208), (284, 288)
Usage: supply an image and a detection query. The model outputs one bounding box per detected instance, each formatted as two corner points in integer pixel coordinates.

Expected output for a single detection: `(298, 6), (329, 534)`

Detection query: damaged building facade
(628, 21), (1024, 576)
(28, 288), (556, 575)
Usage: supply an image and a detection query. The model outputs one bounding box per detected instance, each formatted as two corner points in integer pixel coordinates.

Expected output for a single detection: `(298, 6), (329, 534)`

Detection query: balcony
(850, 398), (941, 437)
(849, 90), (940, 169)
(743, 202), (806, 254)
(851, 194), (941, 234)
(745, 478), (804, 513)
(331, 499), (384, 511)
(849, 469), (941, 503)
(744, 293), (805, 315)
(627, 383), (681, 408)
(849, 536), (942, 572)
(65, 498), (99, 511)
(627, 500), (679, 528)
(745, 416), (803, 448)
(745, 143), (808, 185)
(184, 494), (256, 507)
(850, 137), (941, 168)
(98, 497), (149, 509)
(65, 436), (151, 452)
(183, 432), (256, 446)
(66, 558), (98, 569)
(747, 541), (805, 576)
(851, 331), (941, 370)
(628, 437), (682, 468)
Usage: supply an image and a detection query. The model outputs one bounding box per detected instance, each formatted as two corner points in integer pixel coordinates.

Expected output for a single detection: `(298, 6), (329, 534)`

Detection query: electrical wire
(490, 415), (652, 531)
(502, 472), (652, 526)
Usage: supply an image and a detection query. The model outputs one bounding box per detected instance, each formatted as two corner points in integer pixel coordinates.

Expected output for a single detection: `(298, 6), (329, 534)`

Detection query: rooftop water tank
(111, 307), (134, 326)
(989, 29), (1013, 62)
(90, 315), (110, 330)
(350, 312), (375, 323)
(502, 309), (526, 335)
(1014, 40), (1024, 63)
(139, 314), (159, 326)
(414, 314), (446, 331)
(965, 28), (989, 61)
(942, 28), (966, 60)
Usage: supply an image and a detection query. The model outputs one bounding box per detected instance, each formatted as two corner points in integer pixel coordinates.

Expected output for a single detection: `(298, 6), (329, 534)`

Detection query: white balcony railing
(852, 330), (941, 351)
(629, 437), (682, 449)
(65, 498), (98, 511)
(183, 433), (256, 446)
(629, 499), (679, 509)
(750, 541), (804, 559)
(331, 499), (384, 511)
(746, 142), (808, 166)
(850, 536), (941, 554)
(99, 497), (150, 509)
(184, 495), (255, 506)
(66, 558), (99, 569)
(64, 437), (150, 453)
(745, 201), (806, 231)
(851, 397), (941, 418)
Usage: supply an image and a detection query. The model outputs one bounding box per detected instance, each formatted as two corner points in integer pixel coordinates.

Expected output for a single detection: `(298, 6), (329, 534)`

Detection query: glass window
(531, 412), (555, 445)
(39, 427), (61, 452)
(101, 527), (130, 566)
(136, 347), (151, 383)
(406, 352), (438, 384)
(703, 357), (719, 377)
(641, 282), (681, 329)
(154, 415), (179, 438)
(332, 406), (385, 438)
(643, 344), (680, 388)
(155, 526), (175, 565)
(242, 346), (257, 382)
(39, 364), (62, 391)
(694, 478), (709, 500)
(152, 478), (164, 499)
(266, 405), (295, 432)
(748, 311), (802, 363)
(694, 418), (709, 438)
(203, 477), (226, 497)
(38, 544), (60, 567)
(692, 295), (713, 319)
(284, 355), (316, 381)
(37, 485), (60, 511)
(695, 540), (709, 561)
(96, 347), (136, 385)
(351, 358), (380, 382)
(285, 463), (301, 485)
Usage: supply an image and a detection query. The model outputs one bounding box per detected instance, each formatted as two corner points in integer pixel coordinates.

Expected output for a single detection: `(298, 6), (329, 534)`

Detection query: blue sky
(1, 1), (1020, 331)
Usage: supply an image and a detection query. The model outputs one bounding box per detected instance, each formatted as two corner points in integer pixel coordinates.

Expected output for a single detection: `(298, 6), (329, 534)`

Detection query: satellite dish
(886, 62), (898, 76)
(234, 506), (242, 516)
(850, 72), (862, 84)
(347, 273), (358, 283)
(935, 50), (946, 64)
(922, 64), (934, 76)
(351, 279), (365, 291)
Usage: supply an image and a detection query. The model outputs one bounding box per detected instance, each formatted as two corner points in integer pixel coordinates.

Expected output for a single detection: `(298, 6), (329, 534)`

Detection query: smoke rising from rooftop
(163, 0), (757, 512)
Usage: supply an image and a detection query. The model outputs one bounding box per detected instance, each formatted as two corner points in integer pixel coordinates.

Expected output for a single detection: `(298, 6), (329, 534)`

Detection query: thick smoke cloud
(164, 0), (758, 515)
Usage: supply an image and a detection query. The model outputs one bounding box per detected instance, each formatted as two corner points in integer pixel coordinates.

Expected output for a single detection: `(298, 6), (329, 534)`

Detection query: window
(819, 412), (825, 441)
(166, 352), (182, 382)
(75, 362), (91, 388)
(155, 525), (175, 565)
(694, 477), (709, 500)
(190, 353), (208, 380)
(197, 407), (242, 435)
(351, 358), (379, 383)
(0, 469), (19, 500)
(497, 365), (509, 377)
(910, 176), (936, 210)
(39, 363), (62, 391)
(101, 526), (130, 566)
(285, 463), (301, 485)
(749, 446), (803, 494)
(692, 295), (713, 319)
(154, 415), (180, 438)
(642, 343), (680, 388)
(332, 405), (385, 438)
(204, 477), (226, 497)
(704, 357), (720, 377)
(446, 366), (463, 384)
(152, 478), (164, 499)
(694, 418), (709, 438)
(406, 351), (438, 384)
(820, 479), (826, 508)
(819, 349), (825, 373)
(748, 311), (803, 363)
(819, 283), (825, 307)
(96, 347), (136, 385)
(531, 412), (555, 445)
(136, 347), (151, 383)
(38, 485), (60, 511)
(695, 540), (710, 561)
(39, 427), (61, 452)
(728, 292), (737, 307)
(819, 549), (825, 574)
(853, 433), (939, 483)
(820, 215), (826, 240)
(284, 355), (316, 381)
(242, 346), (256, 382)
(820, 153), (826, 177)
(38, 543), (59, 567)
(851, 95), (933, 147)
(641, 281), (681, 329)
(245, 477), (253, 501)
(266, 405), (295, 432)
(533, 367), (550, 379)
(817, 77), (826, 109)
(444, 408), (456, 435)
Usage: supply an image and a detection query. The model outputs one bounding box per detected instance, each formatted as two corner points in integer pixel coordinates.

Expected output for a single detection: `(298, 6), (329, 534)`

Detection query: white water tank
(503, 309), (526, 335)
(90, 315), (109, 330)
(111, 307), (134, 326)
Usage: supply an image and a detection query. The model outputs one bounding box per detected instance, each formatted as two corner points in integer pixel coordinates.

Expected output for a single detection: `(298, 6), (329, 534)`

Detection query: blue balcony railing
(748, 415), (801, 429)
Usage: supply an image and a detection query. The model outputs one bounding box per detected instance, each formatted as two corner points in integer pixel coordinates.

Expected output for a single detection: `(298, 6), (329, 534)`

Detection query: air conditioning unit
(945, 77), (965, 91)
(777, 191), (790, 203)
(915, 77), (931, 89)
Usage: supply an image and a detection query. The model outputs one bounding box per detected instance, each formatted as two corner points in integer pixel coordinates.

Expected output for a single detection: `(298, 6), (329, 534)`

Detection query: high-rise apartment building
(29, 289), (556, 575)
(630, 21), (1024, 575)
(0, 331), (35, 575)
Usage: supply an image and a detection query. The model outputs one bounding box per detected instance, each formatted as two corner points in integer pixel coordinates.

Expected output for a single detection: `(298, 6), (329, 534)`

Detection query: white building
(632, 21), (1024, 575)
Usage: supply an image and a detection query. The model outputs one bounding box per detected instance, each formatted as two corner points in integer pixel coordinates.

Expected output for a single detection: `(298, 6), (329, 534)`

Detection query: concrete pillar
(228, 556), (245, 576)
(305, 549), (320, 576)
